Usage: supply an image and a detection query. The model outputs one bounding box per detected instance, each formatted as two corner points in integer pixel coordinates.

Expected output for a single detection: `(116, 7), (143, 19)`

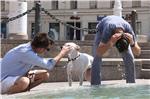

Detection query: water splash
(117, 63), (125, 80)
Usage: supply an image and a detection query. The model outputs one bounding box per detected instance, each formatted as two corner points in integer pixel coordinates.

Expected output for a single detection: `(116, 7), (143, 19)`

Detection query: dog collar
(68, 54), (80, 62)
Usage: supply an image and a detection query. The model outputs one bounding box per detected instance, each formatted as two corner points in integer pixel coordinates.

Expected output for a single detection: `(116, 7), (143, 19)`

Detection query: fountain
(2, 80), (150, 99)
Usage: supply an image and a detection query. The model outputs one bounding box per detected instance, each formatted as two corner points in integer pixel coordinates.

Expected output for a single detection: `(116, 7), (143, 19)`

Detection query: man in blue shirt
(91, 15), (141, 85)
(1, 33), (70, 94)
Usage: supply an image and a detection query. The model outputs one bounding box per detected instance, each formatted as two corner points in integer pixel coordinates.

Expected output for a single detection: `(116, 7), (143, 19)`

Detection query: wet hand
(110, 33), (122, 44)
(124, 33), (134, 45)
(60, 45), (71, 56)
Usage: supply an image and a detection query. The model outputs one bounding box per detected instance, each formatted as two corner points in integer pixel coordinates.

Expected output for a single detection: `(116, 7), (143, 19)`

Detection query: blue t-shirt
(96, 15), (136, 43)
(1, 42), (56, 81)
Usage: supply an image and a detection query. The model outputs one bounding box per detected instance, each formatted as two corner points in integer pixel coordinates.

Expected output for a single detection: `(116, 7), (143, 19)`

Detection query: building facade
(1, 0), (150, 40)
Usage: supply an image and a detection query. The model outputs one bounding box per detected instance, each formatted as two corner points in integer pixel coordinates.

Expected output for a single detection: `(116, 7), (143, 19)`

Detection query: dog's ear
(76, 45), (80, 50)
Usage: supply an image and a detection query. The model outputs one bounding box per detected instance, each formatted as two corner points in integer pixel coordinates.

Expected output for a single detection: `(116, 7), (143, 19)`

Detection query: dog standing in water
(63, 42), (93, 86)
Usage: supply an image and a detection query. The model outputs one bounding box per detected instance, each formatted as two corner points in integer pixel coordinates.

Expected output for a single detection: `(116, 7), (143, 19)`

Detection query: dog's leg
(67, 70), (72, 86)
(67, 63), (73, 86)
(79, 73), (84, 86)
(68, 73), (72, 86)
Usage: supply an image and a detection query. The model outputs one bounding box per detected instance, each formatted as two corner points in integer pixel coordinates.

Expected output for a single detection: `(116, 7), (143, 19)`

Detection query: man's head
(31, 33), (54, 53)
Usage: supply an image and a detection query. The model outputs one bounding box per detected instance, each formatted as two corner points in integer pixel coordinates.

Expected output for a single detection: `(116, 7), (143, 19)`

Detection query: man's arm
(21, 46), (70, 70)
(130, 42), (141, 56)
(124, 33), (141, 56)
(53, 46), (70, 63)
(97, 41), (113, 57)
(97, 33), (122, 56)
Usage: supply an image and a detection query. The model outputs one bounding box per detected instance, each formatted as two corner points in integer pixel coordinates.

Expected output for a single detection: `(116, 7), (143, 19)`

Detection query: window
(1, 22), (7, 38)
(136, 21), (142, 35)
(88, 22), (98, 34)
(49, 23), (60, 40)
(52, 0), (58, 10)
(110, 0), (115, 8)
(132, 1), (141, 8)
(1, 1), (5, 11)
(89, 0), (97, 9)
(66, 22), (81, 40)
(70, 0), (77, 9)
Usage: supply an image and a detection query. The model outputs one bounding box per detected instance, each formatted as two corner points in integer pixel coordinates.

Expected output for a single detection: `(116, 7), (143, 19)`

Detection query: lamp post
(73, 11), (77, 39)
(113, 0), (122, 17)
(34, 1), (41, 36)
(131, 10), (137, 34)
(70, 11), (80, 40)
(125, 10), (137, 35)
(62, 1), (66, 40)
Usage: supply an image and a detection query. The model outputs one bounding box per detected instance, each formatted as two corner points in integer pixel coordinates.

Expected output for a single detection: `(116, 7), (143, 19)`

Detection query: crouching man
(1, 33), (70, 94)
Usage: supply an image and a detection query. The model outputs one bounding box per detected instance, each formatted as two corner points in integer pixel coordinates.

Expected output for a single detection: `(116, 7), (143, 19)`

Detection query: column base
(8, 33), (28, 40)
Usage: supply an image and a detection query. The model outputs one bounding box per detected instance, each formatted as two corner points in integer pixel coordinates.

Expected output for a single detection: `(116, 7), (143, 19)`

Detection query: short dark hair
(31, 33), (54, 48)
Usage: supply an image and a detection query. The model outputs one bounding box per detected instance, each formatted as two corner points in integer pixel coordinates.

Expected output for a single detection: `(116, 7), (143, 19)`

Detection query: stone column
(113, 0), (122, 17)
(8, 1), (28, 39)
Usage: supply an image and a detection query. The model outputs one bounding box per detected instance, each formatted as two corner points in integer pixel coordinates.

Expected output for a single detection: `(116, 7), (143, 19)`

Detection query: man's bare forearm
(131, 42), (141, 56)
(97, 41), (113, 56)
(54, 52), (65, 64)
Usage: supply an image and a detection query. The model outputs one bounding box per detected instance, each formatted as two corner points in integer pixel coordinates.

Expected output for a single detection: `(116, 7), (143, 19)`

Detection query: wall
(1, 39), (148, 81)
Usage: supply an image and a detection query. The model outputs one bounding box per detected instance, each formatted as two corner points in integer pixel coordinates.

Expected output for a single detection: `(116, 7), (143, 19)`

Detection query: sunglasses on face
(46, 48), (50, 51)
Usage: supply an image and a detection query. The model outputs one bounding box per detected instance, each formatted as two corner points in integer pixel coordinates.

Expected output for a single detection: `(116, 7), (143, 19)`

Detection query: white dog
(63, 42), (93, 86)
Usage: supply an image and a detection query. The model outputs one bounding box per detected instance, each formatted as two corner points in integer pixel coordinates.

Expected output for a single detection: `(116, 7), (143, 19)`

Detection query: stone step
(140, 69), (150, 79)
(41, 46), (150, 59)
(139, 43), (150, 50)
(1, 40), (150, 59)
(43, 41), (150, 59)
(142, 60), (150, 69)
(43, 58), (147, 82)
(55, 40), (150, 50)
(85, 34), (150, 43)
(136, 50), (150, 59)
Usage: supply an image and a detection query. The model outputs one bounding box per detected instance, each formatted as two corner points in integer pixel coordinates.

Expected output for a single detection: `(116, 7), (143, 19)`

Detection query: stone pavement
(1, 79), (150, 99)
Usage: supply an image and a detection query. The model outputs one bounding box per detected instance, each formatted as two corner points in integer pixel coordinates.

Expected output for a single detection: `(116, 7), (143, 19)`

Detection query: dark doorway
(66, 22), (81, 40)
(1, 22), (7, 38)
(49, 23), (60, 40)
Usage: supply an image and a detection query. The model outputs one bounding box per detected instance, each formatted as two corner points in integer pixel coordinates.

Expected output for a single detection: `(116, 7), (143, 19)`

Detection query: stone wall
(1, 39), (149, 81)
(1, 39), (120, 58)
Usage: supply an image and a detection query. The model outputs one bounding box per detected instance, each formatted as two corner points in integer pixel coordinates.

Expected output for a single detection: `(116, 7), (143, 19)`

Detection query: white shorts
(1, 76), (20, 94)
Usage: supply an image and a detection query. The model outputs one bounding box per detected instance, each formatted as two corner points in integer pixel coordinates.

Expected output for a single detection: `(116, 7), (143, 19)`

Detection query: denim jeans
(91, 32), (136, 85)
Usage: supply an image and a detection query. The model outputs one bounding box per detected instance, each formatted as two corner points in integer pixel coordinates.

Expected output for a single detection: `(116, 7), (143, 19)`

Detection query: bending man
(91, 15), (141, 85)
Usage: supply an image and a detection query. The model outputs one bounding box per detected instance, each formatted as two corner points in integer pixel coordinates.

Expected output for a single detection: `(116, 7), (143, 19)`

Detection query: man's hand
(124, 33), (141, 56)
(97, 33), (123, 56)
(110, 33), (122, 45)
(54, 45), (70, 64)
(124, 33), (134, 45)
(59, 45), (71, 57)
